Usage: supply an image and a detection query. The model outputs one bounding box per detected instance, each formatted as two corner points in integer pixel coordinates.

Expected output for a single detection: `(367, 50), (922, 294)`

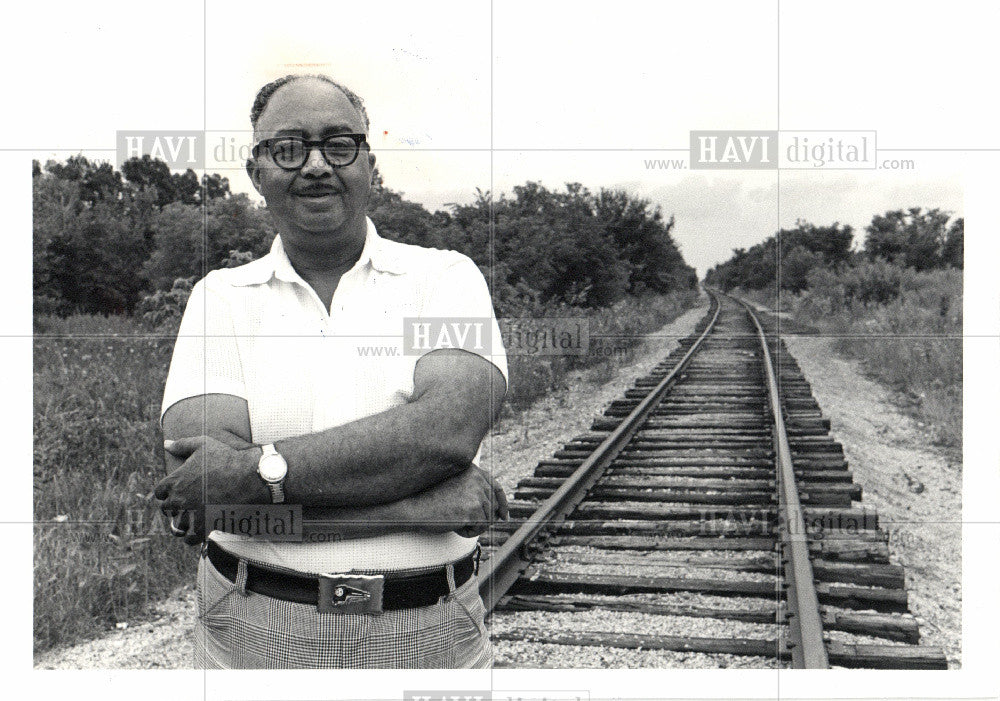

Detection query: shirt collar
(227, 217), (405, 286)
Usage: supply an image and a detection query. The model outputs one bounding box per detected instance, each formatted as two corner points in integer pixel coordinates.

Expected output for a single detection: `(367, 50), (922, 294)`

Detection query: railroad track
(480, 291), (948, 669)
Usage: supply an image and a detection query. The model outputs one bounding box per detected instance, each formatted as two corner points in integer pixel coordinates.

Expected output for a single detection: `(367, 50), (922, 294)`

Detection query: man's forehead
(254, 78), (366, 137)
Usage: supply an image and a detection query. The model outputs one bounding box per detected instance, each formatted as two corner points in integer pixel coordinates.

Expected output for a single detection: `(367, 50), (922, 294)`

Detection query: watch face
(258, 454), (287, 482)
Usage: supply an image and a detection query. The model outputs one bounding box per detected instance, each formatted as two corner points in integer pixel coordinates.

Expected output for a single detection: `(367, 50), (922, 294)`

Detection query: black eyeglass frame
(252, 134), (369, 170)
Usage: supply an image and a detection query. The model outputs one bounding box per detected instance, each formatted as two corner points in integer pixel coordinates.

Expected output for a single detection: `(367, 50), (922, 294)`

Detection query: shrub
(136, 277), (194, 328)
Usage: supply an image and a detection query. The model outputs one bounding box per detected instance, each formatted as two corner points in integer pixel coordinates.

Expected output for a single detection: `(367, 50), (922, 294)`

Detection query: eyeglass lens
(271, 137), (359, 168)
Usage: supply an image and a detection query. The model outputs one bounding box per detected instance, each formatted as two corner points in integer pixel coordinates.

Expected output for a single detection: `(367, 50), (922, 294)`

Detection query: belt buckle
(317, 573), (384, 615)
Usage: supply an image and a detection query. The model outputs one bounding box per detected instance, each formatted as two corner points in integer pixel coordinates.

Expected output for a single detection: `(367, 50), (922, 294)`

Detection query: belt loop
(235, 559), (250, 597)
(444, 562), (457, 593)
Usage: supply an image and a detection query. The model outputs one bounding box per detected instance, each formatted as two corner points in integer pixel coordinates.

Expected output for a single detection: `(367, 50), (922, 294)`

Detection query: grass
(33, 314), (194, 653)
(503, 291), (699, 409)
(32, 290), (698, 654)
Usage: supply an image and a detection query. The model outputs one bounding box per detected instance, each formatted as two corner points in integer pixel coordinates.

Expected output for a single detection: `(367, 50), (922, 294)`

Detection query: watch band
(258, 443), (287, 504)
(267, 481), (285, 504)
(261, 444), (279, 458)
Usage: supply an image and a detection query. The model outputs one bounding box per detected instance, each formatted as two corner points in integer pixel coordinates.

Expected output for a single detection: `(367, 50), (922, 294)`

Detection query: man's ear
(246, 158), (262, 194)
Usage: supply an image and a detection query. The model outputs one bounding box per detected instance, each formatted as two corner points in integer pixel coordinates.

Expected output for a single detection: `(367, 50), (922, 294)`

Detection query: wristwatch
(257, 443), (288, 504)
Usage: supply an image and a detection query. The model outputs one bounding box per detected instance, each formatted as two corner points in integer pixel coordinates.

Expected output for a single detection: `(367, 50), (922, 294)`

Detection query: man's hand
(298, 466), (509, 541)
(407, 465), (509, 537)
(155, 435), (267, 545)
(160, 506), (205, 546)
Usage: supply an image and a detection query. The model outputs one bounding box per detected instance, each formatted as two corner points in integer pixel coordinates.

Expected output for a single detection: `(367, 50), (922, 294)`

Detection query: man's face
(248, 78), (375, 245)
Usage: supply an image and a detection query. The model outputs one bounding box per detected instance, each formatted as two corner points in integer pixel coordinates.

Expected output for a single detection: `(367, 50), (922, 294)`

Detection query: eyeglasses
(252, 134), (368, 170)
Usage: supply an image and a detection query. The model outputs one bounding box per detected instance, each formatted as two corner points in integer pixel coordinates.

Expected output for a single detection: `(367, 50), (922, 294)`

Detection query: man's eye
(324, 138), (355, 157)
(272, 140), (303, 161)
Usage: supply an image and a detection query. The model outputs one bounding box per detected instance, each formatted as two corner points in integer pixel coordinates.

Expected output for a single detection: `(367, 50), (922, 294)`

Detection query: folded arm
(272, 349), (506, 506)
(156, 349), (507, 543)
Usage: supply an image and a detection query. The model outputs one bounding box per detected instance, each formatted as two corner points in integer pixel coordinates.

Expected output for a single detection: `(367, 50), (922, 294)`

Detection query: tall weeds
(503, 291), (698, 409)
(790, 267), (962, 449)
(33, 316), (193, 653)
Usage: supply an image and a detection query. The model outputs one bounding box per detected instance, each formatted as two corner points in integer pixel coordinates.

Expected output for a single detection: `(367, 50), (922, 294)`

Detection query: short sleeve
(417, 255), (508, 383)
(160, 277), (247, 425)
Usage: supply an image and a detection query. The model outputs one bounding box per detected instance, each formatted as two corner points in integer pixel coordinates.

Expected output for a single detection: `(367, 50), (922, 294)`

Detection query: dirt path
(35, 297), (960, 669)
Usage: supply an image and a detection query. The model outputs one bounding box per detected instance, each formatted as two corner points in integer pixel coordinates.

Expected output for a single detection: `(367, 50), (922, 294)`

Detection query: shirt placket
(313, 268), (367, 430)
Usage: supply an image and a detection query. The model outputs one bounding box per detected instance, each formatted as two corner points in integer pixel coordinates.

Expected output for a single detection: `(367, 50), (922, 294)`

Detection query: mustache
(295, 184), (342, 195)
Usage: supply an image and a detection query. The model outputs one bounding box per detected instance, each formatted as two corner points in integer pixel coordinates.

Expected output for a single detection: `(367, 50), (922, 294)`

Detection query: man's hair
(250, 74), (370, 134)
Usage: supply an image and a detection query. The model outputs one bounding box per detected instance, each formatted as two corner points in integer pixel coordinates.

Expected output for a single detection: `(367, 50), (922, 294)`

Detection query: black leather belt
(205, 540), (479, 614)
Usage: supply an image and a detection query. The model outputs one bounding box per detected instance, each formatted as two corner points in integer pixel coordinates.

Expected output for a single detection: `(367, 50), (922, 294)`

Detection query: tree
(705, 220), (853, 292)
(780, 220), (853, 266)
(121, 155), (179, 208)
(172, 169), (201, 206)
(594, 189), (693, 294)
(44, 155), (125, 204)
(34, 155), (701, 318)
(39, 196), (154, 314)
(368, 185), (444, 250)
(781, 245), (823, 293)
(940, 217), (963, 269)
(494, 183), (636, 307)
(864, 207), (956, 270)
(142, 202), (206, 290)
(35, 154), (257, 314)
(202, 173), (231, 201)
(33, 174), (82, 313)
(204, 194), (276, 265)
(143, 194), (276, 290)
(34, 166), (158, 315)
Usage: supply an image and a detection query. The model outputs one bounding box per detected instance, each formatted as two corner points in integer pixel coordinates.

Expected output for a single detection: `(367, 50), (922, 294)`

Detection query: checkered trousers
(194, 552), (493, 669)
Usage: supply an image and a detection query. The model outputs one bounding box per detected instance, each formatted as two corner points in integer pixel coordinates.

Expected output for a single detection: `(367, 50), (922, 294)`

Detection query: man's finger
(162, 496), (187, 514)
(491, 477), (509, 520)
(183, 511), (204, 546)
(163, 436), (206, 458)
(159, 510), (179, 534)
(153, 476), (172, 502)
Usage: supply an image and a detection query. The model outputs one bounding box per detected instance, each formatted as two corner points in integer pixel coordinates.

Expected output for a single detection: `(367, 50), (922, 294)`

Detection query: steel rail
(479, 293), (722, 613)
(736, 295), (830, 668)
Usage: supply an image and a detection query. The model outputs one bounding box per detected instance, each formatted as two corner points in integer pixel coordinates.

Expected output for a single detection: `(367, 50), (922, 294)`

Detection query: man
(154, 74), (508, 669)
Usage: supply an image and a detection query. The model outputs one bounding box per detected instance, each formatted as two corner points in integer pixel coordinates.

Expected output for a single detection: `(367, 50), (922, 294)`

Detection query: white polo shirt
(161, 217), (507, 573)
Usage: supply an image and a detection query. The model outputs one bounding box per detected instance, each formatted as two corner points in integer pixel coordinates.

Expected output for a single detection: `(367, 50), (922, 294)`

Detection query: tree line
(33, 156), (696, 319)
(704, 208), (963, 302)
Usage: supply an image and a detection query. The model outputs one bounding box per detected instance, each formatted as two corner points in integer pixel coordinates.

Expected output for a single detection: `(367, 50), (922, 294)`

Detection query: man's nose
(301, 145), (333, 175)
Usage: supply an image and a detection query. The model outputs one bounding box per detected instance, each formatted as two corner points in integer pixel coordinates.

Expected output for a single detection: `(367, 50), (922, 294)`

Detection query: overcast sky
(13, 0), (976, 276)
